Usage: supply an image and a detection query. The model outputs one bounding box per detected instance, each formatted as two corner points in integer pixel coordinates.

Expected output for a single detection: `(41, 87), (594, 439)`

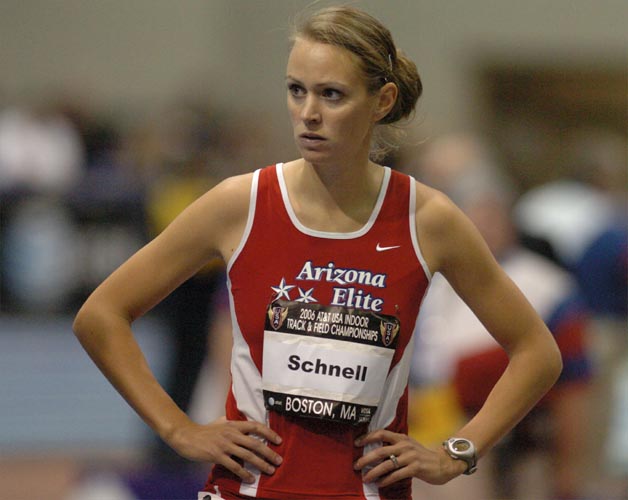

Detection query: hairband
(381, 53), (394, 83)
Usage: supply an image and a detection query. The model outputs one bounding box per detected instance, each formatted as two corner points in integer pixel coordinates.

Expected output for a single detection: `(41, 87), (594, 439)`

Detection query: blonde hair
(291, 5), (422, 158)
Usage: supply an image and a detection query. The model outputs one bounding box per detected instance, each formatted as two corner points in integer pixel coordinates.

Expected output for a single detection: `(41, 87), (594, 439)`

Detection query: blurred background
(0, 1), (625, 499)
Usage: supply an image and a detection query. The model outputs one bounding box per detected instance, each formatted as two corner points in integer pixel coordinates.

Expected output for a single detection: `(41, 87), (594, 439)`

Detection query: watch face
(445, 438), (477, 475)
(452, 439), (471, 453)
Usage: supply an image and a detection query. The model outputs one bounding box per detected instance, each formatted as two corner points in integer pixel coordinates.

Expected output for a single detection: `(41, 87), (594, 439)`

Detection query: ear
(373, 82), (398, 122)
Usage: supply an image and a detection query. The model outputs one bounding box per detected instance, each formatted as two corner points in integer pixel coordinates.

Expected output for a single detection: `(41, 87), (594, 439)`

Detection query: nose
(301, 95), (321, 124)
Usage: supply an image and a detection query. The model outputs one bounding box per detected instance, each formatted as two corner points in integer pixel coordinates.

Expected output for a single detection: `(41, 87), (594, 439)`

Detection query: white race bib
(262, 300), (400, 425)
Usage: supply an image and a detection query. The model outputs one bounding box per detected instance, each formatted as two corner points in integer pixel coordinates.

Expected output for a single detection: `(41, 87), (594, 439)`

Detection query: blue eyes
(287, 84), (343, 101)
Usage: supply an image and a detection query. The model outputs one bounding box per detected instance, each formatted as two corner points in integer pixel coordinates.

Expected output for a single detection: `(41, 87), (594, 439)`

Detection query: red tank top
(206, 164), (430, 499)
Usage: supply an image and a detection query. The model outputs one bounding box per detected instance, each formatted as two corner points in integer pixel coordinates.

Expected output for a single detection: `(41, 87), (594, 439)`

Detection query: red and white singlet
(204, 163), (431, 499)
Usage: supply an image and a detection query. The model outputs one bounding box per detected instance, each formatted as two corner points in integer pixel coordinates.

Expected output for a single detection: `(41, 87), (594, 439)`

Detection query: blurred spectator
(0, 101), (85, 311)
(129, 97), (232, 469)
(0, 96), (150, 313)
(0, 91), (236, 496)
(514, 127), (627, 319)
(2, 198), (80, 312)
(514, 127), (628, 491)
(0, 103), (84, 193)
(59, 99), (122, 171)
(407, 133), (592, 500)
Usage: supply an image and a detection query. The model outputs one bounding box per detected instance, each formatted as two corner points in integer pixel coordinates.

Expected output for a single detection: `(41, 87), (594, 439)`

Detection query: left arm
(355, 186), (562, 486)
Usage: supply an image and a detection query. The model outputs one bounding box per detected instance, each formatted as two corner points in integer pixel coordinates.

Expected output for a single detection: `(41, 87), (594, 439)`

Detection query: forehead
(286, 38), (365, 87)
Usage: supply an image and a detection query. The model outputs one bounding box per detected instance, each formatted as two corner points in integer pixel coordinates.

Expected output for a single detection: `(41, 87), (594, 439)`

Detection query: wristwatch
(442, 437), (477, 475)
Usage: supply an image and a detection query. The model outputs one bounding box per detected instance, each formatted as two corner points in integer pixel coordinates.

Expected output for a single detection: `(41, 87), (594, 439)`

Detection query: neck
(283, 158), (385, 230)
(304, 128), (375, 194)
(306, 157), (381, 200)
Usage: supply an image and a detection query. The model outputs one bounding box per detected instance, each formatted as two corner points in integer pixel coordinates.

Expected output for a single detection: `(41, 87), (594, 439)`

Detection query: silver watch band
(443, 437), (477, 475)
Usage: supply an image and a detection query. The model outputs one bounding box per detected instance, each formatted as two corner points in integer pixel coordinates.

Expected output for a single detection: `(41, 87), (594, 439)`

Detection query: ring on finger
(389, 454), (400, 469)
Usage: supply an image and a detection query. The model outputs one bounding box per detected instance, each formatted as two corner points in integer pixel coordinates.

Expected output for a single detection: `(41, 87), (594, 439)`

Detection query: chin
(299, 149), (333, 166)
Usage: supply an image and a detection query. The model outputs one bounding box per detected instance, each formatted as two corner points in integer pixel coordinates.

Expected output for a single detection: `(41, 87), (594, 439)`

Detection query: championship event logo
(268, 304), (288, 330)
(380, 319), (400, 347)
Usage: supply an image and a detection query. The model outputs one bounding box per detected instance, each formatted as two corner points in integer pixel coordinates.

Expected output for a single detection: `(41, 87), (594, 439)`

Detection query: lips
(298, 132), (327, 150)
(299, 132), (326, 141)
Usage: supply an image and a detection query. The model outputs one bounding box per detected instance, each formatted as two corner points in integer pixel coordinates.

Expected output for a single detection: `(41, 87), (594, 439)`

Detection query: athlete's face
(286, 38), (388, 166)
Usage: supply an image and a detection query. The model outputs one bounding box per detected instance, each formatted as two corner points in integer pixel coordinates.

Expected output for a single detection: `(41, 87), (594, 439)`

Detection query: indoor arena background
(0, 1), (625, 499)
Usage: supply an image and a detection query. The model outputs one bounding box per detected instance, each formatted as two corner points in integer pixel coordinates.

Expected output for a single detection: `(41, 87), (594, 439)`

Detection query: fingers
(231, 420), (283, 446)
(220, 454), (259, 484)
(353, 429), (407, 471)
(354, 428), (402, 447)
(216, 420), (283, 483)
(230, 431), (283, 469)
(353, 443), (402, 483)
(370, 460), (408, 488)
(353, 430), (424, 486)
(356, 451), (407, 486)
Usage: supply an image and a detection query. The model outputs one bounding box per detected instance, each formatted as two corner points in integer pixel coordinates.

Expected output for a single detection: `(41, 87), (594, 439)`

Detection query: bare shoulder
(174, 172), (254, 234)
(413, 180), (479, 274)
(217, 172), (255, 198)
(414, 180), (461, 236)
(74, 172), (257, 321)
(199, 172), (254, 223)
(158, 172), (255, 262)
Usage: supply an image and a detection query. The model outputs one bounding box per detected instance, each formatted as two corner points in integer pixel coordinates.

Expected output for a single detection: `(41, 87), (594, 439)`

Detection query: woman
(73, 6), (562, 500)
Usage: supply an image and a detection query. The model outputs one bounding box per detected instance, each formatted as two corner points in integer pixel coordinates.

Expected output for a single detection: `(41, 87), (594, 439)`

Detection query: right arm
(355, 184), (561, 486)
(73, 173), (283, 482)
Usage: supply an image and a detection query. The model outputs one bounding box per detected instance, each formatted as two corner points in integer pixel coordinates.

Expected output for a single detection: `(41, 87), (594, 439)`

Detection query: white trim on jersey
(240, 461), (262, 498)
(198, 492), (225, 500)
(362, 475), (382, 499)
(225, 168), (265, 497)
(227, 168), (260, 273)
(361, 334), (418, 500)
(276, 162), (392, 239)
(370, 333), (416, 431)
(408, 175), (432, 281)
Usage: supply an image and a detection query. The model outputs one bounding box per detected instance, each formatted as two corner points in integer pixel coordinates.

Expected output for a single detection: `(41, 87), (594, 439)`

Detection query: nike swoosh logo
(376, 243), (401, 252)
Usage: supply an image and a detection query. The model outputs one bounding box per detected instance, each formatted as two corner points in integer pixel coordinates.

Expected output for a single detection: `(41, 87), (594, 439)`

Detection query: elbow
(545, 340), (564, 389)
(516, 330), (563, 394)
(73, 298), (133, 348)
(72, 304), (93, 343)
(73, 299), (105, 344)
(552, 347), (564, 381)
